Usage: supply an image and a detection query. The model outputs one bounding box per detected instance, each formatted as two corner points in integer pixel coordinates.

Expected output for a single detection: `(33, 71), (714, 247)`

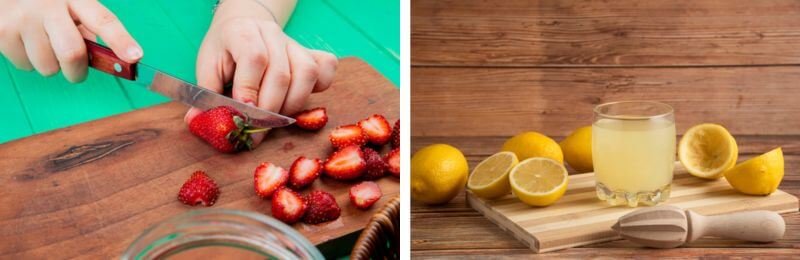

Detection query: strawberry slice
(391, 119), (400, 148)
(385, 148), (400, 177)
(289, 156), (322, 189)
(303, 190), (341, 224)
(254, 162), (289, 198)
(329, 125), (367, 149)
(358, 114), (392, 146)
(271, 187), (307, 224)
(293, 107), (327, 130)
(178, 170), (220, 207)
(349, 181), (382, 209)
(323, 145), (366, 180)
(363, 147), (387, 180)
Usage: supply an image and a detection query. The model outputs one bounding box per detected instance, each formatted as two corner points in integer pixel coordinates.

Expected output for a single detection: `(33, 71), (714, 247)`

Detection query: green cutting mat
(0, 0), (398, 143)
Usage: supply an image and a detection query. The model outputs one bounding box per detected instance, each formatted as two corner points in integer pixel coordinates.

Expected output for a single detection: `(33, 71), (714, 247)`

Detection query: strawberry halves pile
(179, 106), (400, 225)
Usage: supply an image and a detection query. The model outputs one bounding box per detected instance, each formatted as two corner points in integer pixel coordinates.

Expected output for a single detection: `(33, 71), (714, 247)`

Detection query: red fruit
(349, 181), (382, 209)
(358, 114), (392, 146)
(189, 106), (267, 153)
(303, 190), (341, 224)
(323, 145), (366, 180)
(329, 125), (367, 149)
(385, 148), (400, 177)
(363, 148), (387, 180)
(289, 156), (322, 189)
(293, 107), (328, 130)
(254, 162), (289, 198)
(391, 119), (400, 148)
(271, 187), (307, 224)
(178, 171), (220, 207)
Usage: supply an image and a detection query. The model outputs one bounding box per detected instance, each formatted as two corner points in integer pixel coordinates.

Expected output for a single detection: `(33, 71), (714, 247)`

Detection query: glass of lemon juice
(592, 101), (675, 207)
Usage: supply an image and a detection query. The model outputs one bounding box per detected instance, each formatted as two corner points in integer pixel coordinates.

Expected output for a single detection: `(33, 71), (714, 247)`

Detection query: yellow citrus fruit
(678, 123), (738, 179)
(467, 151), (519, 199)
(509, 157), (568, 207)
(559, 126), (593, 173)
(724, 148), (784, 195)
(411, 144), (469, 204)
(502, 132), (563, 163)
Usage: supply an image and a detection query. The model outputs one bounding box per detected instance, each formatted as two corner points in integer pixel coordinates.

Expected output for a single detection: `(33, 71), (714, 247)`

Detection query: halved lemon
(468, 151), (519, 199)
(724, 147), (784, 195)
(678, 123), (738, 179)
(509, 157), (568, 207)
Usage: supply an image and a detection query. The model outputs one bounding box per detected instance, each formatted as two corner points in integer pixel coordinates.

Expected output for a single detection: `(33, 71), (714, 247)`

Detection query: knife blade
(84, 40), (295, 128)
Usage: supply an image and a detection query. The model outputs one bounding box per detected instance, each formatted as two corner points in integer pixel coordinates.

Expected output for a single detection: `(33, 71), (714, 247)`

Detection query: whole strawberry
(363, 147), (388, 180)
(178, 171), (220, 206)
(189, 106), (268, 153)
(303, 190), (341, 224)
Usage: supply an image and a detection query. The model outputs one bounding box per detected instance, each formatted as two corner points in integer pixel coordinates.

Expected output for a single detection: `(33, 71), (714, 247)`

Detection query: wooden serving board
(0, 58), (399, 258)
(467, 162), (799, 253)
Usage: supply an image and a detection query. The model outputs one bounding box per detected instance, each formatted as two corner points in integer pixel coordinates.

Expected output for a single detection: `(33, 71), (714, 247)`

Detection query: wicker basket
(350, 196), (400, 260)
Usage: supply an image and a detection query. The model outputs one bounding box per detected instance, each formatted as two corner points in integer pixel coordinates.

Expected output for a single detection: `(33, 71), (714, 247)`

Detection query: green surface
(0, 0), (398, 143)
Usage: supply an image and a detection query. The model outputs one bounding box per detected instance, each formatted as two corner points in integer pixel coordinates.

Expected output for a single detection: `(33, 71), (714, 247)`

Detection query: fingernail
(244, 100), (256, 106)
(127, 46), (143, 60)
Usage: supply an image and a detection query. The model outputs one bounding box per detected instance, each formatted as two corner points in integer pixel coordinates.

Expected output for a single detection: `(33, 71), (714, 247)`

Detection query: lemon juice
(592, 101), (675, 206)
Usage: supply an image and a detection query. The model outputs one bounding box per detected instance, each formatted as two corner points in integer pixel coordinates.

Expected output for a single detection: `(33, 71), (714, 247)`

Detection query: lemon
(559, 126), (593, 173)
(509, 158), (568, 207)
(467, 151), (519, 199)
(724, 148), (784, 195)
(678, 123), (738, 179)
(411, 144), (469, 204)
(502, 132), (563, 163)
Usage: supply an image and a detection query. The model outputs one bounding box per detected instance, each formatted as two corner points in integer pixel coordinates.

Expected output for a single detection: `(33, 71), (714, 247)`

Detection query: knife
(83, 40), (295, 128)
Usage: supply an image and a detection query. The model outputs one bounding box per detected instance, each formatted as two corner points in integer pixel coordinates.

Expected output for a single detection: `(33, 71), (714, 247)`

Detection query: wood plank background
(411, 0), (800, 258)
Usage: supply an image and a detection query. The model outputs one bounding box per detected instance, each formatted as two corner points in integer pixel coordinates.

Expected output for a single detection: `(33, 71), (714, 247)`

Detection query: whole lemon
(501, 132), (563, 163)
(411, 144), (469, 205)
(559, 126), (593, 173)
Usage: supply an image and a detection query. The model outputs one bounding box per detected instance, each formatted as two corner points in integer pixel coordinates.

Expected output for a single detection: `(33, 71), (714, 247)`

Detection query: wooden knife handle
(84, 39), (137, 80)
(687, 210), (785, 243)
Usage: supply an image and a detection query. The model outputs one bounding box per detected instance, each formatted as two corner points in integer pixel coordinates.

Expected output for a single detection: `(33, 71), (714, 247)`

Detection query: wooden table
(411, 0), (800, 258)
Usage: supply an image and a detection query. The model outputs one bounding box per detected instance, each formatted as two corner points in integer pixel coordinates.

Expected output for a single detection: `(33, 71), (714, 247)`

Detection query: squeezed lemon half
(678, 123), (738, 179)
(509, 157), (568, 207)
(468, 151), (519, 199)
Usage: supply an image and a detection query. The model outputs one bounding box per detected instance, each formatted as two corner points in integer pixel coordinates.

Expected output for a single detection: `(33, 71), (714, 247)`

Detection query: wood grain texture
(411, 0), (800, 67)
(411, 66), (800, 137)
(0, 58), (399, 259)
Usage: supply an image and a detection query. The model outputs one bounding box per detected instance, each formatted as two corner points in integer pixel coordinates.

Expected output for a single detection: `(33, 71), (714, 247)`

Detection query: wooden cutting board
(467, 162), (799, 253)
(0, 58), (399, 258)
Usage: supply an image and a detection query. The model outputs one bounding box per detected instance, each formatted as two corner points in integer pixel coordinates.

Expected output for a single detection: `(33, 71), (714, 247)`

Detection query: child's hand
(186, 0), (338, 139)
(0, 0), (142, 83)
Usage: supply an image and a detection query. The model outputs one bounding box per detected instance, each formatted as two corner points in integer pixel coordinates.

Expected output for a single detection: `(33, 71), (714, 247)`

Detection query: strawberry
(293, 107), (327, 130)
(329, 125), (367, 149)
(254, 162), (289, 198)
(323, 145), (366, 180)
(303, 190), (341, 224)
(363, 147), (387, 180)
(289, 156), (322, 189)
(189, 106), (268, 153)
(385, 148), (400, 177)
(358, 114), (392, 146)
(177, 171), (220, 207)
(271, 187), (307, 224)
(349, 181), (382, 209)
(391, 119), (400, 148)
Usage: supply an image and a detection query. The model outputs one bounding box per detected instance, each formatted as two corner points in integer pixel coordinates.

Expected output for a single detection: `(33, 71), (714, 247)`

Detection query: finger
(0, 30), (34, 71)
(20, 25), (60, 76)
(44, 11), (88, 83)
(77, 24), (97, 40)
(256, 23), (291, 113)
(308, 49), (337, 93)
(69, 0), (142, 62)
(186, 41), (233, 124)
(280, 42), (318, 115)
(226, 22), (268, 105)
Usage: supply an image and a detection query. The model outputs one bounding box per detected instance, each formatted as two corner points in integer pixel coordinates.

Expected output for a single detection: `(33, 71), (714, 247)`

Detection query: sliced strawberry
(385, 148), (400, 177)
(303, 190), (341, 224)
(391, 119), (400, 148)
(293, 107), (328, 130)
(363, 147), (387, 180)
(358, 114), (392, 146)
(323, 145), (366, 180)
(254, 162), (289, 198)
(329, 125), (367, 149)
(289, 156), (322, 189)
(178, 171), (220, 207)
(271, 187), (307, 224)
(349, 181), (382, 209)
